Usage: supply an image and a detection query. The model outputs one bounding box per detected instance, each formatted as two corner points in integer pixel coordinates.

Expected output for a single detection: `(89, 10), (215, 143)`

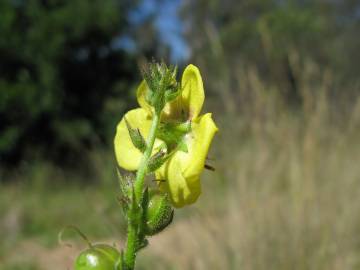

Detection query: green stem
(134, 112), (160, 203)
(123, 112), (160, 270)
(124, 223), (137, 269)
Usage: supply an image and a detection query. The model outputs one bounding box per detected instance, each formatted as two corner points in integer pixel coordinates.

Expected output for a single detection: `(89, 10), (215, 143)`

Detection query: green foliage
(0, 0), (138, 166)
(182, 0), (360, 106)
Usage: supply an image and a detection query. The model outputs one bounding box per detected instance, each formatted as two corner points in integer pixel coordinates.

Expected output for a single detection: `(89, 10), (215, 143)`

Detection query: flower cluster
(114, 64), (218, 207)
(74, 63), (218, 270)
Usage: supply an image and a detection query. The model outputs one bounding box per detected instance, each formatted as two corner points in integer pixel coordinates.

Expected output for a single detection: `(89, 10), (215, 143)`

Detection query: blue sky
(128, 0), (190, 62)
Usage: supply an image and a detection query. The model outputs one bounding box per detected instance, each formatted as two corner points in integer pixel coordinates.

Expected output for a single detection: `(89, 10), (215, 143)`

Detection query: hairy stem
(123, 112), (160, 269)
(134, 112), (160, 203)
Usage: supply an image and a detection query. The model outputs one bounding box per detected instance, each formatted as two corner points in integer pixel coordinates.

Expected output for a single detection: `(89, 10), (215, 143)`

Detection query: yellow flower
(114, 64), (218, 207)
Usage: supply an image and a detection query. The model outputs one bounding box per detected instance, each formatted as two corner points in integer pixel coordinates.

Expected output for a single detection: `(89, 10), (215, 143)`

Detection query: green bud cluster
(119, 181), (174, 235)
(142, 61), (180, 114)
(118, 173), (174, 252)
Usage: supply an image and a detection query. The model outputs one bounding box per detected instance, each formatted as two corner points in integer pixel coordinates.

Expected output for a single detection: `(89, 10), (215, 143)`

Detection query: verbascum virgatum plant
(73, 61), (218, 270)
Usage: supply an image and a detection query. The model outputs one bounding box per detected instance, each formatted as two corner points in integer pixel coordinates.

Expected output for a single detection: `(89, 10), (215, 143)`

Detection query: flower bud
(144, 190), (174, 236)
(141, 62), (179, 114)
(75, 244), (121, 270)
(124, 118), (146, 152)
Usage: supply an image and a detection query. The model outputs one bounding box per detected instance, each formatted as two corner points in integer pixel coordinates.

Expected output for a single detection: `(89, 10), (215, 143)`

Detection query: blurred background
(1, 0), (360, 269)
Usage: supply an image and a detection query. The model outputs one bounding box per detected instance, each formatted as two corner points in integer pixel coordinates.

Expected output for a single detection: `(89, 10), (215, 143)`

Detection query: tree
(0, 0), (139, 167)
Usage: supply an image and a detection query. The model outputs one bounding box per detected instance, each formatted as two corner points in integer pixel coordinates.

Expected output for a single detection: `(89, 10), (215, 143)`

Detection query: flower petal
(136, 80), (152, 115)
(183, 113), (218, 178)
(156, 113), (218, 207)
(114, 108), (163, 171)
(156, 156), (201, 208)
(181, 64), (205, 119)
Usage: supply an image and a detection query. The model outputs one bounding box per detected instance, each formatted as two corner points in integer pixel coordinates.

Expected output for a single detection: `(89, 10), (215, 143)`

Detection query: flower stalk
(74, 62), (217, 270)
(114, 62), (218, 269)
(133, 112), (160, 203)
(123, 111), (160, 269)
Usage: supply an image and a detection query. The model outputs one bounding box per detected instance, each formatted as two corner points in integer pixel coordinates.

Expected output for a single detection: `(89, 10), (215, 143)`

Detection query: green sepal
(156, 121), (191, 151)
(147, 150), (169, 173)
(125, 118), (146, 152)
(114, 251), (124, 270)
(136, 238), (148, 252)
(114, 251), (125, 270)
(177, 140), (188, 153)
(165, 89), (180, 103)
(116, 169), (133, 216)
(139, 187), (150, 236)
(153, 91), (166, 115)
(164, 65), (181, 103)
(128, 185), (141, 226)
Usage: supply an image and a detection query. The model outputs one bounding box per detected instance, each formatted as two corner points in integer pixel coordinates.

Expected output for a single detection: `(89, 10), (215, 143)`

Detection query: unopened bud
(125, 118), (146, 152)
(141, 61), (179, 114)
(144, 190), (174, 236)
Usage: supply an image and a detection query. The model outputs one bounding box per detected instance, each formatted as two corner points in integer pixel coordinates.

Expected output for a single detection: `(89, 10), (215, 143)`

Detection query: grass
(1, 69), (360, 269)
